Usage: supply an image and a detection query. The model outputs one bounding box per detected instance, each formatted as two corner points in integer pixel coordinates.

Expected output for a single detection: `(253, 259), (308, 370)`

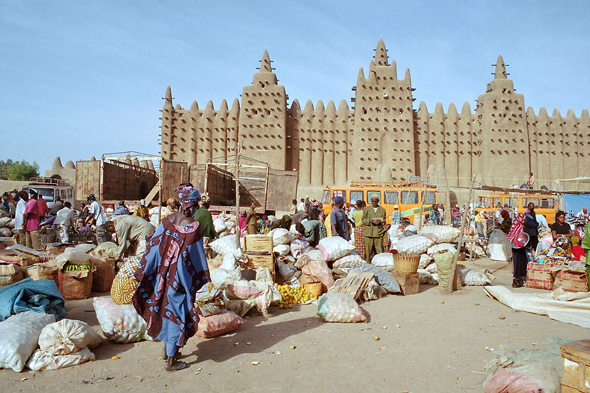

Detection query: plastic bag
(55, 248), (94, 267)
(226, 279), (280, 316)
(38, 319), (102, 355)
(434, 251), (461, 291)
(270, 228), (294, 245)
(297, 251), (334, 292)
(213, 218), (226, 233)
(419, 226), (461, 244)
(210, 235), (239, 256)
(425, 262), (438, 274)
(333, 253), (365, 269)
(0, 312), (56, 372)
(194, 283), (224, 317)
(371, 253), (394, 272)
(273, 244), (290, 257)
(196, 310), (245, 338)
(418, 254), (433, 269)
(317, 293), (367, 323)
(26, 346), (95, 371)
(210, 268), (240, 289)
(220, 252), (238, 271)
(317, 237), (355, 261)
(387, 224), (401, 240)
(350, 263), (401, 293)
(427, 243), (457, 256)
(458, 268), (495, 286)
(397, 236), (434, 255)
(290, 239), (308, 258)
(488, 229), (513, 262)
(93, 297), (151, 343)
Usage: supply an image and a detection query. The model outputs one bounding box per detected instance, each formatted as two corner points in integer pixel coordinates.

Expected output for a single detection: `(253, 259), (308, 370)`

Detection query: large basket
(393, 253), (420, 274)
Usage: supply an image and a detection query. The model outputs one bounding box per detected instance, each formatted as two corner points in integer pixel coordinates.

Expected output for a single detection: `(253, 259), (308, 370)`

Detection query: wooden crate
(391, 272), (420, 295)
(244, 235), (273, 253)
(244, 254), (275, 279)
(561, 339), (590, 393)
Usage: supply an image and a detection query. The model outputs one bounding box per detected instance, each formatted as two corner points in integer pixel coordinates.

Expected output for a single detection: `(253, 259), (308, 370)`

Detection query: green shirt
(193, 206), (218, 239)
(362, 205), (387, 238)
(302, 220), (327, 246)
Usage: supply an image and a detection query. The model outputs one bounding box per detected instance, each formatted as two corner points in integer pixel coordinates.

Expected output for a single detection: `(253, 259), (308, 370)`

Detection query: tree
(0, 159), (39, 181)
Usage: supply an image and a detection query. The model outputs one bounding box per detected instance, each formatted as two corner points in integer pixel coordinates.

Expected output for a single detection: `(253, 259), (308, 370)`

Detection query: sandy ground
(0, 258), (587, 393)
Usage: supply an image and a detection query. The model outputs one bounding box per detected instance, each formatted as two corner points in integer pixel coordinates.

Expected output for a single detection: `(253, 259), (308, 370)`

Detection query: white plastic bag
(220, 253), (238, 271)
(397, 236), (434, 255)
(56, 248), (94, 267)
(273, 244), (290, 257)
(427, 243), (457, 256)
(38, 319), (102, 355)
(459, 268), (495, 286)
(418, 254), (433, 269)
(93, 297), (151, 343)
(333, 254), (365, 269)
(371, 253), (394, 272)
(270, 228), (294, 245)
(0, 312), (56, 372)
(210, 235), (239, 256)
(317, 293), (367, 323)
(213, 218), (226, 233)
(419, 226), (461, 244)
(425, 262), (438, 274)
(210, 268), (240, 289)
(487, 229), (513, 262)
(317, 236), (355, 261)
(27, 347), (95, 371)
(289, 239), (308, 258)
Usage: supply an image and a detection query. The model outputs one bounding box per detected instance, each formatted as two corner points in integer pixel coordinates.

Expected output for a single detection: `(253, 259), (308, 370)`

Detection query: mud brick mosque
(159, 39), (590, 191)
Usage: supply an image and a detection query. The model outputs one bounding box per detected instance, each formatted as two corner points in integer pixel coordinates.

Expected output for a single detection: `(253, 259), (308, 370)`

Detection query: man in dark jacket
(523, 202), (539, 251)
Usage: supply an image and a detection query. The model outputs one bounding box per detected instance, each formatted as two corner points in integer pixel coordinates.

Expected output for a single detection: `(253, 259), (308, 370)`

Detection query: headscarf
(508, 213), (525, 244)
(174, 182), (201, 210)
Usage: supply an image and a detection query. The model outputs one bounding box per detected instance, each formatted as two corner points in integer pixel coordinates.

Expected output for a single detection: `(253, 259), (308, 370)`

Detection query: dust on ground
(1, 258), (586, 393)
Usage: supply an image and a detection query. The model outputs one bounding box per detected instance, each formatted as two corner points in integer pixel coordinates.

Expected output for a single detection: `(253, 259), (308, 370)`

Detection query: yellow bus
(476, 191), (558, 224)
(321, 181), (444, 224)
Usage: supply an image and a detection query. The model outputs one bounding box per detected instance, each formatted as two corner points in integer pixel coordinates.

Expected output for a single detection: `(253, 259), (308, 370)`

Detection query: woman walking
(133, 182), (210, 372)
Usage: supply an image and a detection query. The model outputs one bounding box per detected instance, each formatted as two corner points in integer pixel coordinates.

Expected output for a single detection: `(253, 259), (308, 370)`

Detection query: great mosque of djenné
(159, 39), (590, 192)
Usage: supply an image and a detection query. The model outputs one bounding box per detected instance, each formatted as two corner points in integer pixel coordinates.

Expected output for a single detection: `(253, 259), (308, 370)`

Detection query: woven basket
(393, 253), (420, 274)
(304, 281), (323, 297)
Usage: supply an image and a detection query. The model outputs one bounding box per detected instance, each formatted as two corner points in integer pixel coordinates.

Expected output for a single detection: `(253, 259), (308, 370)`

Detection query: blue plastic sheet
(0, 278), (66, 321)
(562, 194), (590, 216)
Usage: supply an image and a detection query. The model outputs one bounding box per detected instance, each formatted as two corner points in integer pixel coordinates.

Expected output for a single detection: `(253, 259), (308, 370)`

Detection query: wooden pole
(417, 177), (427, 230)
(235, 143), (241, 250)
(448, 175), (476, 292)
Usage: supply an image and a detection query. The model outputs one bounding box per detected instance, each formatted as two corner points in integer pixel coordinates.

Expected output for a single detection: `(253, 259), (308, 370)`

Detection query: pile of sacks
(0, 312), (102, 372)
(0, 217), (15, 238)
(389, 224), (496, 288)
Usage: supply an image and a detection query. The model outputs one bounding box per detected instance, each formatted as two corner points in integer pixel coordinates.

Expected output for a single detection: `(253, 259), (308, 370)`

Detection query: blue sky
(2, 1), (590, 173)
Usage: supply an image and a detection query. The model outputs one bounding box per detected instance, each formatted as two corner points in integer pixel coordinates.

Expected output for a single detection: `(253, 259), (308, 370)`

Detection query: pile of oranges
(274, 283), (317, 308)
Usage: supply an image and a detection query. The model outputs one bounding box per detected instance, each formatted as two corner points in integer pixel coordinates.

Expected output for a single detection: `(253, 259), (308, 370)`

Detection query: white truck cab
(22, 177), (74, 210)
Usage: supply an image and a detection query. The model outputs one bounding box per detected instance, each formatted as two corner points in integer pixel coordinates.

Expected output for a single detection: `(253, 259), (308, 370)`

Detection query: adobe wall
(160, 39), (590, 192)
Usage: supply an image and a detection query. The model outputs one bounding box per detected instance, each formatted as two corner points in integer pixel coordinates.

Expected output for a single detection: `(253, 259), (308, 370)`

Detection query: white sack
(317, 236), (355, 261)
(427, 243), (457, 256)
(93, 297), (151, 343)
(487, 229), (513, 262)
(27, 347), (95, 371)
(418, 254), (433, 269)
(397, 236), (434, 255)
(371, 253), (394, 272)
(273, 244), (290, 257)
(269, 228), (294, 245)
(38, 319), (102, 355)
(419, 226), (461, 243)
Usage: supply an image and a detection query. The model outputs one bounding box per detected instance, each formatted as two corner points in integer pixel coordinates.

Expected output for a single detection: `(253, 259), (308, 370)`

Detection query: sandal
(165, 361), (190, 372)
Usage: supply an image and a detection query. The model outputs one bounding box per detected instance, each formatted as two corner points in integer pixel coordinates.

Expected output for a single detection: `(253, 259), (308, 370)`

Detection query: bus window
(61, 190), (67, 200)
(384, 191), (399, 205)
(422, 191), (436, 205)
(524, 198), (539, 208)
(540, 198), (554, 209)
(508, 197), (520, 208)
(492, 198), (503, 208)
(322, 190), (331, 205)
(350, 191), (364, 204)
(67, 189), (73, 199)
(368, 191), (381, 201)
(401, 191), (418, 204)
(332, 190), (346, 203)
(479, 197), (491, 208)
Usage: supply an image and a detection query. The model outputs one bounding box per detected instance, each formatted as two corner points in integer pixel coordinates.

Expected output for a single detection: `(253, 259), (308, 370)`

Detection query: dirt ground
(0, 258), (587, 393)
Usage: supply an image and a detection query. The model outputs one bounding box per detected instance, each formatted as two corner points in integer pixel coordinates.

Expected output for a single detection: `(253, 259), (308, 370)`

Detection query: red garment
(37, 197), (49, 217)
(571, 244), (585, 261)
(24, 199), (40, 231)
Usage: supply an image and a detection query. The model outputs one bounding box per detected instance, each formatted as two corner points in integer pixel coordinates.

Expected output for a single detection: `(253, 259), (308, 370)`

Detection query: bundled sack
(0, 228), (12, 237)
(89, 243), (120, 261)
(427, 243), (457, 256)
(297, 250), (334, 292)
(333, 253), (365, 269)
(317, 293), (367, 323)
(111, 255), (141, 305)
(0, 217), (11, 228)
(290, 239), (308, 259)
(210, 235), (239, 256)
(210, 268), (240, 290)
(270, 228), (294, 245)
(371, 253), (394, 272)
(27, 347), (95, 371)
(226, 277), (281, 316)
(276, 259), (300, 286)
(58, 268), (93, 300)
(419, 226), (461, 244)
(92, 257), (115, 292)
(25, 264), (58, 284)
(397, 236), (434, 255)
(350, 263), (401, 293)
(317, 236), (355, 262)
(487, 229), (513, 262)
(93, 297), (151, 343)
(195, 283), (225, 317)
(433, 251), (462, 291)
(273, 244), (290, 257)
(196, 309), (245, 338)
(458, 268), (495, 286)
(0, 311), (55, 372)
(213, 218), (226, 234)
(38, 319), (102, 356)
(418, 254), (434, 270)
(0, 263), (24, 288)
